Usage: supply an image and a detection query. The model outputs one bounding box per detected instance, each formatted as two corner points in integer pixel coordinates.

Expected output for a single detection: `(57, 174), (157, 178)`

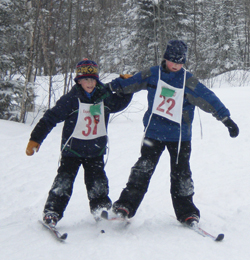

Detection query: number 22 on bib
(152, 69), (186, 124)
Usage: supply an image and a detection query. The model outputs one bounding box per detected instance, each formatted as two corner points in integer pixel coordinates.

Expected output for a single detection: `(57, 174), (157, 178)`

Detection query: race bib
(152, 69), (186, 124)
(71, 100), (107, 140)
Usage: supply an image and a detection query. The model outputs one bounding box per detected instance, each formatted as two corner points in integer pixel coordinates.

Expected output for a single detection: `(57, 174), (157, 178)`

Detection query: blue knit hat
(163, 40), (187, 64)
(74, 58), (100, 83)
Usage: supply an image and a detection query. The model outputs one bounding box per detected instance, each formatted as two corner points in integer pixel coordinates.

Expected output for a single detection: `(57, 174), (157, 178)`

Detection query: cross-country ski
(39, 220), (68, 242)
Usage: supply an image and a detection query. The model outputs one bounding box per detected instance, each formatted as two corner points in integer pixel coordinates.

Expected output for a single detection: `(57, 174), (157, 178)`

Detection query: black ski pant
(43, 156), (111, 220)
(113, 137), (200, 222)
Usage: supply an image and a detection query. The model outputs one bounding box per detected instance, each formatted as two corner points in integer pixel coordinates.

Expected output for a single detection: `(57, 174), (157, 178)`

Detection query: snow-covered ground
(0, 72), (250, 259)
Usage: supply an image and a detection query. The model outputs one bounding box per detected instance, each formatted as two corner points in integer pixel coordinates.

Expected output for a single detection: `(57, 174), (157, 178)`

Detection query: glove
(120, 74), (133, 79)
(222, 117), (239, 138)
(26, 140), (40, 156)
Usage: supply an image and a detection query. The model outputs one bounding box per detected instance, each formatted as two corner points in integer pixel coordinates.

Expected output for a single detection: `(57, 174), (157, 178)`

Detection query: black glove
(222, 117), (239, 138)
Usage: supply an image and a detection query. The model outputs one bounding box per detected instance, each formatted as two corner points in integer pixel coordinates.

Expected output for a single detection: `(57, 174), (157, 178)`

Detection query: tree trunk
(20, 0), (36, 123)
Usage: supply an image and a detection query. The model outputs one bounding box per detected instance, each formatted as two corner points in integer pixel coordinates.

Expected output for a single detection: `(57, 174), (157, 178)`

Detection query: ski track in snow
(0, 76), (250, 260)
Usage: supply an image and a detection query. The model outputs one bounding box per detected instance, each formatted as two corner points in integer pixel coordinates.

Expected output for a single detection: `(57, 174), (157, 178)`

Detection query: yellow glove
(26, 140), (40, 156)
(120, 74), (133, 79)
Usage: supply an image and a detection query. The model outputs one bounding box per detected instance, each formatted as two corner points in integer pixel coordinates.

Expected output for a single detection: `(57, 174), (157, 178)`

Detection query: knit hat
(74, 58), (100, 83)
(163, 40), (187, 64)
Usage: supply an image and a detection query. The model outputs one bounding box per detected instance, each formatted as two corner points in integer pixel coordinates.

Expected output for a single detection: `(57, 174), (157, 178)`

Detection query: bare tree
(20, 0), (40, 122)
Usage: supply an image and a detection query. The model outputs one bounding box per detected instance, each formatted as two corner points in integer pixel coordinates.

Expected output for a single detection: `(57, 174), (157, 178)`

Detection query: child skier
(107, 40), (239, 226)
(26, 58), (133, 226)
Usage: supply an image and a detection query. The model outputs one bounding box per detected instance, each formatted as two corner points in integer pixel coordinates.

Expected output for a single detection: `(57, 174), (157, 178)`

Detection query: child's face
(78, 78), (97, 93)
(165, 60), (183, 72)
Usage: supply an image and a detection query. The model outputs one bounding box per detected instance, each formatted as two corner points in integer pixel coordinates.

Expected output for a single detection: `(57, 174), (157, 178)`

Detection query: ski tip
(215, 233), (224, 241)
(60, 233), (68, 240)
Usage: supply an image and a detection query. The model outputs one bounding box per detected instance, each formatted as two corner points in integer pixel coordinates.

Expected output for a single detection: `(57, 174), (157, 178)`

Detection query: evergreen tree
(124, 0), (156, 73)
(0, 0), (28, 79)
(0, 79), (34, 121)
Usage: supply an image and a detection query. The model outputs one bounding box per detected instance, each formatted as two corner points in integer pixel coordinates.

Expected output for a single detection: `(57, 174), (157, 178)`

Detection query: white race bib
(71, 100), (106, 140)
(152, 68), (186, 124)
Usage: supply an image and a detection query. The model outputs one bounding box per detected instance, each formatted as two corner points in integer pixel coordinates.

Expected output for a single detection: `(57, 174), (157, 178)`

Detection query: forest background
(1, 0), (250, 123)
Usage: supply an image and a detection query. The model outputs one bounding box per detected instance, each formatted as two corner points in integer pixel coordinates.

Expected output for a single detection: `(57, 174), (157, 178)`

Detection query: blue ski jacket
(29, 83), (133, 157)
(109, 66), (230, 142)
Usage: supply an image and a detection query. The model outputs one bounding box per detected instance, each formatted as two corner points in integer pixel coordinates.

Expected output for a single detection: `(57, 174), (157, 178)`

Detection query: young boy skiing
(107, 40), (239, 226)
(26, 58), (133, 226)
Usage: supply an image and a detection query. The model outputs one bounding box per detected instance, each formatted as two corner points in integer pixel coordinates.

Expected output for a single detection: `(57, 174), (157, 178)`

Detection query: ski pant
(43, 156), (112, 220)
(113, 137), (200, 222)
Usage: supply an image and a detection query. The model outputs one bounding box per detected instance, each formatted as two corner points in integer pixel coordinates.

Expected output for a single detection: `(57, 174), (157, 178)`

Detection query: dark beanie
(163, 40), (187, 64)
(74, 58), (100, 83)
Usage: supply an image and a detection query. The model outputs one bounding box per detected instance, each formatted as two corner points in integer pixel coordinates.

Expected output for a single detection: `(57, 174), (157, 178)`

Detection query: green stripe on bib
(90, 103), (101, 116)
(161, 87), (175, 97)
